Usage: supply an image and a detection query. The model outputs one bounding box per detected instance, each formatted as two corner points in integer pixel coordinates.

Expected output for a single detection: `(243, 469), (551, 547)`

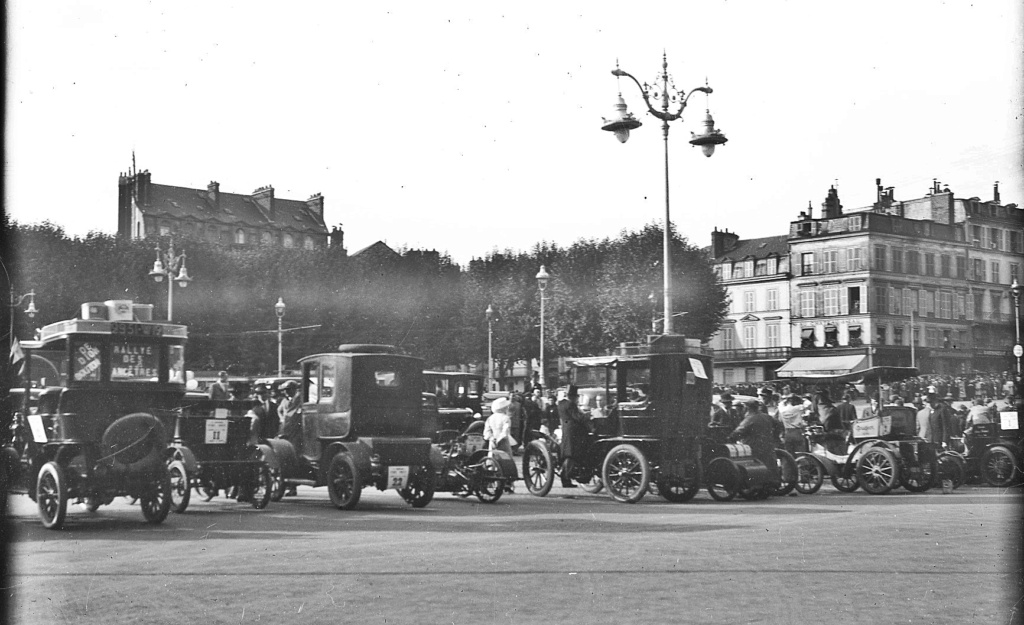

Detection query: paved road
(4, 482), (1022, 625)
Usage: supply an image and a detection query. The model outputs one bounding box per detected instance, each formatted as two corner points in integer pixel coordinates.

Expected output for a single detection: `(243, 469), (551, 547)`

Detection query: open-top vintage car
(523, 335), (782, 503)
(944, 407), (1022, 488)
(431, 422), (516, 503)
(796, 405), (943, 495)
(1, 300), (181, 529)
(261, 345), (439, 510)
(167, 393), (273, 512)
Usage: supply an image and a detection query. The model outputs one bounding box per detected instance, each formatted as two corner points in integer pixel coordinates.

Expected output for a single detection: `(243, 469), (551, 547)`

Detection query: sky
(5, 1), (1023, 265)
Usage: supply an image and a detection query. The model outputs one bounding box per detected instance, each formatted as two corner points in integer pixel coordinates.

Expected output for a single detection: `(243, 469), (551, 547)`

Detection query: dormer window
(766, 256), (777, 275)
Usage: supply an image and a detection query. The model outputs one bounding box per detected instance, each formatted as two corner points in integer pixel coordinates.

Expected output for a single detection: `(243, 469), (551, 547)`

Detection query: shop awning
(776, 355), (917, 382)
(776, 354), (868, 379)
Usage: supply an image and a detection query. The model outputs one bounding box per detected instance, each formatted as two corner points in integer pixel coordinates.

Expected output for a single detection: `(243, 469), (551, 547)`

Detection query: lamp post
(275, 298), (286, 377)
(602, 53), (726, 334)
(8, 288), (38, 355)
(148, 239), (192, 321)
(1011, 279), (1022, 386)
(486, 304), (494, 391)
(536, 266), (550, 389)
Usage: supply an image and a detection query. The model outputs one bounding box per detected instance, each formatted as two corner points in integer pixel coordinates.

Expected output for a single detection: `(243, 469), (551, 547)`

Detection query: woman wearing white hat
(484, 396), (514, 457)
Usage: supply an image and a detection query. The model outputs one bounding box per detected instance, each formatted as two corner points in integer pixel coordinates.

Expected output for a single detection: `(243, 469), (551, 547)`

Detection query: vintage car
(422, 371), (478, 436)
(945, 408), (1022, 487)
(523, 335), (783, 503)
(795, 405), (943, 495)
(166, 393), (273, 512)
(261, 345), (438, 510)
(1, 300), (181, 529)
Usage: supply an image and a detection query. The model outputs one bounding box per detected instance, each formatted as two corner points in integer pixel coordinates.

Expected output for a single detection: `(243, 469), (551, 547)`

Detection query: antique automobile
(166, 392), (273, 512)
(794, 405), (941, 495)
(700, 425), (798, 501)
(261, 345), (438, 510)
(523, 335), (783, 504)
(943, 407), (1022, 488)
(422, 371), (477, 439)
(431, 422), (517, 503)
(1, 300), (180, 529)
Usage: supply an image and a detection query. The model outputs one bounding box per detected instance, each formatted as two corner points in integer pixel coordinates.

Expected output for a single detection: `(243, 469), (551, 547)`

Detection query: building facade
(708, 229), (791, 385)
(708, 178), (1021, 385)
(117, 169), (342, 251)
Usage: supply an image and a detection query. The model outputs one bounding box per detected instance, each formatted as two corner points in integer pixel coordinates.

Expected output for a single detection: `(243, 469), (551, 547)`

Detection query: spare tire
(101, 413), (166, 465)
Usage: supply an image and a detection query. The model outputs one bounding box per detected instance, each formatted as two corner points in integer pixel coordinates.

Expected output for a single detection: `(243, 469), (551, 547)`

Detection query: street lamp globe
(689, 111), (728, 158)
(174, 264), (192, 287)
(24, 290), (38, 318)
(1011, 278), (1021, 300)
(276, 297), (287, 319)
(485, 303), (493, 321)
(149, 258), (166, 282)
(601, 95), (642, 144)
(536, 266), (550, 291)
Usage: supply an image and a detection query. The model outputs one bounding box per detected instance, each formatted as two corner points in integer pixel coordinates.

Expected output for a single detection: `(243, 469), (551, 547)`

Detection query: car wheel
(251, 464), (272, 510)
(36, 461), (69, 530)
(656, 475), (699, 503)
(856, 447), (899, 495)
(773, 449), (798, 496)
(400, 467), (435, 508)
(900, 458), (937, 492)
(269, 469), (285, 502)
(830, 464), (860, 493)
(602, 444), (650, 504)
(937, 452), (966, 490)
(140, 465), (172, 524)
(706, 457), (738, 502)
(327, 452), (362, 510)
(474, 456), (504, 504)
(168, 460), (191, 513)
(980, 446), (1019, 488)
(522, 441), (554, 497)
(794, 455), (824, 495)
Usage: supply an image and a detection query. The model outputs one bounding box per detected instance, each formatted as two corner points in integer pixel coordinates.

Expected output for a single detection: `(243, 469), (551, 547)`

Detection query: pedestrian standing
(778, 395), (807, 454)
(557, 385), (589, 488)
(209, 371), (231, 400)
(484, 396), (514, 457)
(520, 390), (543, 445)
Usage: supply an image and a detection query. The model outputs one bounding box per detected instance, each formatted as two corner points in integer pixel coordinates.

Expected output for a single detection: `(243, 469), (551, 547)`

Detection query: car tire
(856, 447), (899, 495)
(980, 446), (1019, 488)
(140, 465), (172, 524)
(794, 455), (824, 495)
(168, 460), (191, 513)
(400, 467), (435, 508)
(522, 441), (554, 497)
(602, 444), (650, 504)
(36, 461), (69, 530)
(327, 452), (362, 510)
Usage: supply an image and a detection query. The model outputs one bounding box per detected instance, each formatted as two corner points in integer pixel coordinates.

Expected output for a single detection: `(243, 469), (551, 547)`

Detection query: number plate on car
(205, 419), (229, 444)
(387, 466), (410, 489)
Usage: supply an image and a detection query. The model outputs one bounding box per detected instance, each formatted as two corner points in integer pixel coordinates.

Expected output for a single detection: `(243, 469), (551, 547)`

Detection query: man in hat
(710, 393), (739, 430)
(817, 390), (846, 455)
(250, 383), (279, 440)
(209, 371), (231, 400)
(730, 400), (779, 486)
(557, 385), (589, 488)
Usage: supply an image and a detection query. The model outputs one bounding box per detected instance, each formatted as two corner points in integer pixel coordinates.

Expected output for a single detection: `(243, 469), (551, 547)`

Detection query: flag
(10, 337), (26, 376)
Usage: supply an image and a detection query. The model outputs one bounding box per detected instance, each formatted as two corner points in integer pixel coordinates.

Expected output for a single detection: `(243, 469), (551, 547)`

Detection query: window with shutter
(840, 287), (849, 315)
(815, 289), (824, 317)
(838, 250), (847, 273)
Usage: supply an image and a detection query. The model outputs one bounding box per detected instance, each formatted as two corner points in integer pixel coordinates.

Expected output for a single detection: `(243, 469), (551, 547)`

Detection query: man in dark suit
(251, 383), (279, 440)
(208, 371), (231, 400)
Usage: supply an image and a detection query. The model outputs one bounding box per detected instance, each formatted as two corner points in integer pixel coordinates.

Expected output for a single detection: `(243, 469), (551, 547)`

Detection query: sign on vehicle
(205, 419), (229, 444)
(387, 466), (410, 489)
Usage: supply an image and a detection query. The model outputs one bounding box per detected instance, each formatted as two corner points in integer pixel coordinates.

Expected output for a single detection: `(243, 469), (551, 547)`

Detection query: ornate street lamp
(275, 297), (287, 377)
(603, 53), (727, 334)
(149, 239), (192, 321)
(536, 266), (550, 390)
(1011, 279), (1022, 387)
(8, 288), (38, 356)
(486, 304), (495, 392)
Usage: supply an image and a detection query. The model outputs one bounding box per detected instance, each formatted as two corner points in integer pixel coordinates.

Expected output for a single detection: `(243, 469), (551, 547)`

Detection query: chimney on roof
(207, 181), (220, 210)
(821, 185), (843, 219)
(330, 224), (346, 253)
(710, 227), (740, 257)
(134, 170), (152, 206)
(306, 193), (325, 224)
(873, 178), (896, 212)
(252, 185), (275, 221)
(118, 172), (133, 238)
(993, 181), (1000, 204)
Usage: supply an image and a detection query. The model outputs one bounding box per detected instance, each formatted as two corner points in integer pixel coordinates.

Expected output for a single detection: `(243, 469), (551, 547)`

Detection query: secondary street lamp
(149, 239), (192, 321)
(1011, 279), (1021, 387)
(602, 53), (726, 334)
(486, 304), (494, 391)
(275, 298), (287, 377)
(8, 288), (38, 355)
(536, 266), (550, 390)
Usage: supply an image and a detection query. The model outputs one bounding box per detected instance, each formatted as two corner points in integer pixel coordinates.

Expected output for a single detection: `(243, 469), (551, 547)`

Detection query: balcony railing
(712, 347), (792, 362)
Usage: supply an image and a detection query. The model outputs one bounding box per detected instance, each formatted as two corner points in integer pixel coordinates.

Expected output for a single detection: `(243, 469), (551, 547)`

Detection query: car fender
(255, 443), (279, 471)
(796, 451), (835, 475)
(321, 440), (372, 476)
(469, 449), (518, 481)
(170, 445), (199, 474)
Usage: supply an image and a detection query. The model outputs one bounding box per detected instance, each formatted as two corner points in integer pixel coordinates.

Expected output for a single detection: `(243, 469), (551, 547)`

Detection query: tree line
(3, 219), (727, 381)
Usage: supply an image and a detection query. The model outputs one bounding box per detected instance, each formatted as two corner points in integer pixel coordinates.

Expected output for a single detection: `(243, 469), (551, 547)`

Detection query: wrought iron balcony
(712, 347), (792, 362)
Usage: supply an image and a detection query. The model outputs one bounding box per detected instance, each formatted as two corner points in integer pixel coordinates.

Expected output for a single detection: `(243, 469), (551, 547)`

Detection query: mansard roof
(714, 235), (789, 262)
(140, 183), (327, 234)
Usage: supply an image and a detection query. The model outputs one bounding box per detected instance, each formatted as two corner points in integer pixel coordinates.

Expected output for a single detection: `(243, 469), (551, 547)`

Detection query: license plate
(205, 419), (229, 444)
(387, 466), (409, 490)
